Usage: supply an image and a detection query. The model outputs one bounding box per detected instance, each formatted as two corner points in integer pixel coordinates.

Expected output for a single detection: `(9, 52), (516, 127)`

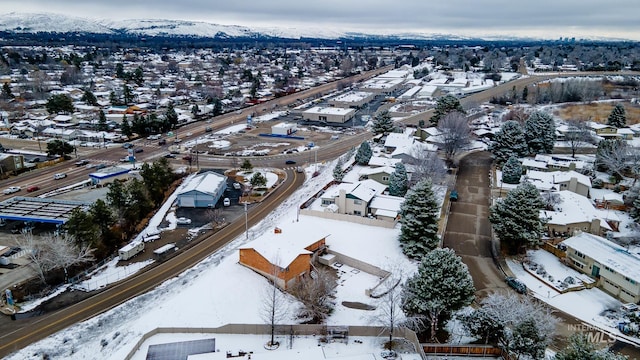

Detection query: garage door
(180, 196), (195, 207)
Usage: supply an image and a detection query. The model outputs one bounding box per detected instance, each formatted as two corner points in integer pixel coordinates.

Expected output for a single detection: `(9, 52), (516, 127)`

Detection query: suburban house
(524, 170), (592, 197)
(383, 132), (415, 154)
(368, 194), (405, 222)
(238, 225), (328, 290)
(521, 154), (587, 172)
(302, 106), (356, 123)
(562, 232), (640, 304)
(358, 166), (395, 185)
(589, 123), (619, 138)
(176, 171), (227, 208)
(320, 179), (387, 216)
(541, 191), (614, 241)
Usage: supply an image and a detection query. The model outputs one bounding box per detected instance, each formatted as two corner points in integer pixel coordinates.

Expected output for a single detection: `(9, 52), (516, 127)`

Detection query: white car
(3, 186), (21, 195)
(223, 198), (231, 207)
(53, 173), (67, 180)
(176, 217), (192, 225)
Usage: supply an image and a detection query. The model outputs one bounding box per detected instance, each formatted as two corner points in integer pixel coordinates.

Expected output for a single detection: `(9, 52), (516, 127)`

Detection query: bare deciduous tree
(408, 150), (447, 186)
(563, 118), (595, 157)
(437, 112), (473, 165)
(260, 264), (289, 348)
(289, 265), (335, 323)
(16, 232), (94, 284)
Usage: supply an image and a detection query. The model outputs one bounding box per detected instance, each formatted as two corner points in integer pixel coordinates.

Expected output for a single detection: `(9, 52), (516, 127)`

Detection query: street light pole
(244, 202), (248, 240)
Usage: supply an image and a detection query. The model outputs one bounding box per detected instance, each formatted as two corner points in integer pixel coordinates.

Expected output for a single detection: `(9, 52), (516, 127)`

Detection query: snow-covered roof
(562, 232), (640, 282)
(384, 132), (414, 149)
(241, 220), (328, 266)
(177, 171), (226, 196)
(369, 194), (404, 213)
(329, 91), (372, 103)
(367, 156), (402, 167)
(541, 191), (612, 231)
(303, 106), (354, 116)
(349, 179), (387, 202)
(524, 170), (591, 191)
(358, 165), (395, 177)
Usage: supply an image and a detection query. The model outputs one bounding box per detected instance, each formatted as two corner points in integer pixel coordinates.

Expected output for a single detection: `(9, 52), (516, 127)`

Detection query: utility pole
(244, 202), (248, 240)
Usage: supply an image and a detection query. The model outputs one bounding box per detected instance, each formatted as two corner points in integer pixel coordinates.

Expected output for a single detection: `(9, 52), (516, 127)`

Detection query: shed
(271, 122), (297, 136)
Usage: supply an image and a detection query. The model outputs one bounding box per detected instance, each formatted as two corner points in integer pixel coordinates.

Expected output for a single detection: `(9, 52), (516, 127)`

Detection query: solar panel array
(146, 338), (216, 360)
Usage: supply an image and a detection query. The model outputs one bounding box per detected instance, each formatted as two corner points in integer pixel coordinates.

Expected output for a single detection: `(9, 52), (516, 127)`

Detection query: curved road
(0, 169), (304, 357)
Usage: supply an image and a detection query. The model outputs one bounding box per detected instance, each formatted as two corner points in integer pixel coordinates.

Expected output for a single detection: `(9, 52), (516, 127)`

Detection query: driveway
(443, 151), (506, 297)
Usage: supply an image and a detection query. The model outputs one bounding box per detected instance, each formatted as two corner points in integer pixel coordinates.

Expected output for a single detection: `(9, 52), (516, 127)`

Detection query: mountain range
(0, 12), (527, 42)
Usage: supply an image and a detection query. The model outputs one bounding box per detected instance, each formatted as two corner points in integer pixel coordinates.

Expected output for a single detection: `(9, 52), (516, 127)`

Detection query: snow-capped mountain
(0, 12), (476, 41)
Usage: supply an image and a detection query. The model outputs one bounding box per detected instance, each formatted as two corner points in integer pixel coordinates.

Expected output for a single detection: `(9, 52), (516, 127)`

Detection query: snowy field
(6, 156), (420, 360)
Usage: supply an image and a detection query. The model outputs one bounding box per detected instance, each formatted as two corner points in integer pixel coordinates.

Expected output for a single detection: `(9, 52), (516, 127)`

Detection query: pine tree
(120, 116), (132, 138)
(524, 111), (556, 154)
(429, 94), (466, 126)
(2, 82), (14, 99)
(488, 121), (528, 165)
(97, 110), (108, 132)
(510, 318), (547, 360)
(333, 160), (344, 182)
(398, 179), (440, 258)
(165, 102), (178, 129)
(607, 103), (627, 128)
(402, 248), (475, 342)
(388, 163), (408, 196)
(371, 110), (395, 135)
(355, 141), (373, 165)
(489, 182), (544, 254)
(501, 157), (522, 185)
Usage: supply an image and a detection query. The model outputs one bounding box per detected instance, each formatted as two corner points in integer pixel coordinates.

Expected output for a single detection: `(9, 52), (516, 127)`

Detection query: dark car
(505, 276), (528, 294)
(75, 159), (89, 166)
(164, 153), (176, 159)
(158, 139), (167, 145)
(134, 148), (144, 153)
(285, 160), (296, 165)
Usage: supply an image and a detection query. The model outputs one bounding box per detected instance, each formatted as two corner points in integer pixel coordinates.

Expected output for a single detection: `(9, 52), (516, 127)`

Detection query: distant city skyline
(4, 0), (640, 40)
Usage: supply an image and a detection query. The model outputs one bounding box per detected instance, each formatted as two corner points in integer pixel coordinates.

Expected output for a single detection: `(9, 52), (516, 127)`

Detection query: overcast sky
(5, 0), (640, 40)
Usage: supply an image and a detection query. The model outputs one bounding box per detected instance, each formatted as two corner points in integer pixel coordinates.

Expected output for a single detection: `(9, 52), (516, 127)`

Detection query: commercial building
(176, 171), (227, 208)
(302, 106), (356, 124)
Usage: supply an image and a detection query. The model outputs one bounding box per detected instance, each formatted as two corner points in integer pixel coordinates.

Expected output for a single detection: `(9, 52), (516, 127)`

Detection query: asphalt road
(0, 169), (304, 357)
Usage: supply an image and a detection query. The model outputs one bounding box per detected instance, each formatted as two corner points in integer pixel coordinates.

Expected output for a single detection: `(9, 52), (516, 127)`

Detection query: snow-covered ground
(6, 154), (420, 359)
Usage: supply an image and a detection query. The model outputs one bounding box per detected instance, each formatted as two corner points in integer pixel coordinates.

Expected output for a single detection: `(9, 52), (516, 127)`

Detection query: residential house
(320, 179), (387, 216)
(521, 154), (587, 172)
(524, 170), (591, 197)
(541, 191), (613, 241)
(176, 171), (227, 208)
(589, 123), (619, 139)
(359, 166), (394, 185)
(563, 232), (640, 303)
(239, 226), (328, 290)
(368, 194), (404, 222)
(383, 132), (414, 154)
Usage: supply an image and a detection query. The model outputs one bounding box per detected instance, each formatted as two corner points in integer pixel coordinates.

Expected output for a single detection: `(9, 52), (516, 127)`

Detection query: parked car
(53, 173), (67, 180)
(164, 153), (176, 159)
(233, 182), (242, 190)
(158, 139), (167, 146)
(285, 160), (296, 165)
(205, 126), (213, 132)
(505, 276), (527, 294)
(223, 198), (231, 207)
(26, 185), (40, 192)
(134, 148), (144, 153)
(122, 143), (133, 149)
(3, 186), (21, 194)
(176, 217), (192, 225)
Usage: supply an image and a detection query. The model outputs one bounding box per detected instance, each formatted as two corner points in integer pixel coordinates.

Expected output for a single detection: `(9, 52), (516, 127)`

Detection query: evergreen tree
(165, 102), (178, 129)
(120, 116), (132, 138)
(489, 182), (545, 254)
(488, 121), (528, 165)
(429, 94), (465, 126)
(402, 248), (475, 342)
(250, 172), (267, 188)
(133, 66), (144, 86)
(45, 94), (74, 114)
(81, 89), (98, 106)
(212, 97), (223, 116)
(501, 157), (522, 185)
(555, 333), (627, 360)
(333, 160), (344, 182)
(123, 83), (134, 105)
(510, 318), (547, 360)
(524, 111), (556, 154)
(109, 90), (120, 106)
(371, 110), (395, 135)
(46, 139), (75, 157)
(388, 163), (408, 196)
(1, 82), (14, 99)
(398, 179), (440, 258)
(607, 103), (627, 128)
(97, 110), (108, 132)
(355, 141), (373, 165)
(241, 159), (253, 172)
